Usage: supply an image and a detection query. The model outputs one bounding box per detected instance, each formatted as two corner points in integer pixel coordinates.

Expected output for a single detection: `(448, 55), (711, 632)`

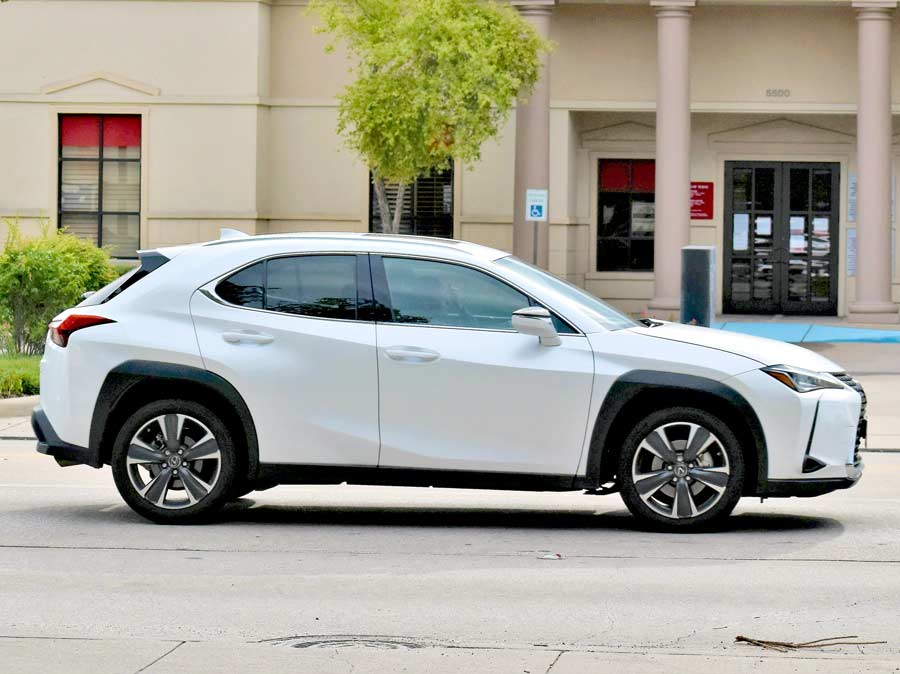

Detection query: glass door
(724, 162), (839, 315)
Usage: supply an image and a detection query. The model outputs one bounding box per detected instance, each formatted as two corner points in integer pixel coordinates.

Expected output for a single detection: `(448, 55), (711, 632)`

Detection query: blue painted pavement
(712, 322), (900, 344)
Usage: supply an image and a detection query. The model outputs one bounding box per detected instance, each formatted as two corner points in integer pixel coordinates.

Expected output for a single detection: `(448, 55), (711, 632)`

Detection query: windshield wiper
(639, 318), (664, 328)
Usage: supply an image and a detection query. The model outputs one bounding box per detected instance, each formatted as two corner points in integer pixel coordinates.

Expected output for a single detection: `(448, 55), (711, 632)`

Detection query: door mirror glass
(512, 307), (561, 347)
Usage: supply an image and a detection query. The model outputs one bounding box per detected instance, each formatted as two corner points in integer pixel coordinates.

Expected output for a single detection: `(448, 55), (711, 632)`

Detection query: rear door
(373, 255), (595, 476)
(190, 253), (380, 466)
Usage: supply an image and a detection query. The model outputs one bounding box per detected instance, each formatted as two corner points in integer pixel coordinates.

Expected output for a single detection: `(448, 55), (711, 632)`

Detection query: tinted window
(266, 255), (357, 320)
(217, 261), (264, 309)
(382, 257), (531, 330)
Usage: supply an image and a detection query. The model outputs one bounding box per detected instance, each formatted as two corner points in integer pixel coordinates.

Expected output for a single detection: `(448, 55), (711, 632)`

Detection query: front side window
(596, 159), (655, 271)
(381, 257), (532, 331)
(59, 114), (141, 258)
(216, 255), (358, 320)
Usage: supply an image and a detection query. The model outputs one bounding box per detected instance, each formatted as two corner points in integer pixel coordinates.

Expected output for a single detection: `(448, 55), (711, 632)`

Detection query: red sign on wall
(690, 182), (714, 220)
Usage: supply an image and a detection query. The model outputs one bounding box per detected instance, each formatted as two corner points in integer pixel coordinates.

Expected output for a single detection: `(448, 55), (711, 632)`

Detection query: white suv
(33, 233), (866, 529)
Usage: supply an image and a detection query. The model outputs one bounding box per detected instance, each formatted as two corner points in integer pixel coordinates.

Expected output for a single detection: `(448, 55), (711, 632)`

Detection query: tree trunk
(372, 175), (393, 234)
(391, 182), (407, 234)
(372, 175), (407, 235)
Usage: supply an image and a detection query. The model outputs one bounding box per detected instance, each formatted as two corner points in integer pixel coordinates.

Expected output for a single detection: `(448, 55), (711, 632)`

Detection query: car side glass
(216, 261), (265, 309)
(265, 255), (358, 320)
(382, 257), (536, 331)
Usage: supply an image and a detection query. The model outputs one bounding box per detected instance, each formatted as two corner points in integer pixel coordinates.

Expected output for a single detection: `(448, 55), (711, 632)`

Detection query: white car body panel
(376, 325), (594, 474)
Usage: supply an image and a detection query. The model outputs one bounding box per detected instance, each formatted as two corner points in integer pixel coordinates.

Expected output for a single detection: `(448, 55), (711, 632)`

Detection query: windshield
(495, 256), (637, 331)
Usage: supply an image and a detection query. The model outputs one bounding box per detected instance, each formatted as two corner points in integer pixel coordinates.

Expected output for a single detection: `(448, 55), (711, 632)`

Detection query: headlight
(762, 365), (845, 393)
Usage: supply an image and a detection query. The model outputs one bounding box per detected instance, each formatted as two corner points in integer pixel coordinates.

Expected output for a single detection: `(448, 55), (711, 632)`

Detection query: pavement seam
(1, 544), (898, 564)
(545, 651), (564, 672)
(132, 640), (185, 674)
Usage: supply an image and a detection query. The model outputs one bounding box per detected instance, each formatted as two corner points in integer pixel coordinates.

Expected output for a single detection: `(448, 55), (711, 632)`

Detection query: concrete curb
(0, 395), (38, 418)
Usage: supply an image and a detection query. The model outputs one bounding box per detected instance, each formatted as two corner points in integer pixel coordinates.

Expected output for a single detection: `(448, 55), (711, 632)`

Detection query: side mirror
(512, 307), (561, 347)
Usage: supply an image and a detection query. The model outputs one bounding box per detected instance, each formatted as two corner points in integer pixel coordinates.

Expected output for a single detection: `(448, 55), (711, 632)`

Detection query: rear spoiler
(138, 250), (170, 272)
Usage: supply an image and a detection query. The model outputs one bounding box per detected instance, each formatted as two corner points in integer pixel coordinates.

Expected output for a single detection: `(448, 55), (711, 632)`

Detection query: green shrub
(0, 221), (119, 355)
(0, 355), (41, 398)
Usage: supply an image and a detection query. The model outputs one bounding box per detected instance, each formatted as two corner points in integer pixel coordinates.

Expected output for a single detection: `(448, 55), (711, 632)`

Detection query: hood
(630, 322), (845, 373)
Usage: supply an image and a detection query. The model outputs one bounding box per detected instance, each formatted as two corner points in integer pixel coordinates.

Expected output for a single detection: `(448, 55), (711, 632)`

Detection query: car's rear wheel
(618, 407), (745, 531)
(111, 400), (237, 524)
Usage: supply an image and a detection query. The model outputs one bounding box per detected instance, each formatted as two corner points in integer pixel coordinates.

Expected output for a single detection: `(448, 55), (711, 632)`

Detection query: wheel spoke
(635, 470), (675, 499)
(141, 467), (173, 505)
(689, 467), (729, 492)
(673, 479), (697, 518)
(181, 437), (219, 462)
(162, 414), (181, 450)
(684, 426), (713, 462)
(126, 440), (165, 465)
(642, 429), (677, 463)
(178, 466), (212, 504)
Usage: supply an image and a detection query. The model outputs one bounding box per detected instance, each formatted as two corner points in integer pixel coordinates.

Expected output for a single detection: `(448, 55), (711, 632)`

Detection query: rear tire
(618, 406), (744, 531)
(111, 399), (238, 524)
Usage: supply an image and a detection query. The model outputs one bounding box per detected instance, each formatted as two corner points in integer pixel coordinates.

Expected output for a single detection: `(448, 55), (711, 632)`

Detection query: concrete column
(648, 0), (694, 315)
(849, 1), (899, 323)
(512, 0), (554, 268)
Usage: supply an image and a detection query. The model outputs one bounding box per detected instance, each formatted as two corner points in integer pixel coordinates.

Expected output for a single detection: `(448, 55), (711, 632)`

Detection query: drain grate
(265, 635), (426, 651)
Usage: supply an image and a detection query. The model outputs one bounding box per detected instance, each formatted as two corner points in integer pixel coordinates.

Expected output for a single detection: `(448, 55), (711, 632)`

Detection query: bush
(0, 355), (40, 398)
(0, 221), (119, 355)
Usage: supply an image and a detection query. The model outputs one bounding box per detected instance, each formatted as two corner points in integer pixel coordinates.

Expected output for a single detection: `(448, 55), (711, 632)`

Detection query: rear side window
(266, 256), (357, 319)
(216, 255), (358, 320)
(216, 262), (264, 309)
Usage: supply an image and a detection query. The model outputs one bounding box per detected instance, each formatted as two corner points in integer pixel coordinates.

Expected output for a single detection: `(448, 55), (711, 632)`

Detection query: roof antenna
(219, 228), (249, 240)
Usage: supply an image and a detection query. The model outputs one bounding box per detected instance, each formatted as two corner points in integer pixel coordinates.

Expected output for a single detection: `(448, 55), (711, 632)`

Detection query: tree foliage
(310, 0), (551, 231)
(0, 221), (119, 355)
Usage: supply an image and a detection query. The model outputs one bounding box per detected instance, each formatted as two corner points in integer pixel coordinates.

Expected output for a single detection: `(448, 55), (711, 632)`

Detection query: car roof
(145, 232), (509, 264)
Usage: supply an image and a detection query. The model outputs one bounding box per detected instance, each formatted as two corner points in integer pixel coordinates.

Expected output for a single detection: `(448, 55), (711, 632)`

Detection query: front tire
(111, 399), (238, 524)
(618, 407), (745, 531)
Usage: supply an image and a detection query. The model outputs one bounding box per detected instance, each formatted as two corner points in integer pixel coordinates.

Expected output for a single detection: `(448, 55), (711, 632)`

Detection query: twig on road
(735, 635), (887, 653)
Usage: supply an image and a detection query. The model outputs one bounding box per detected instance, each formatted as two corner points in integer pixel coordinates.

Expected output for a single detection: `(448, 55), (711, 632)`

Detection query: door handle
(384, 346), (440, 363)
(222, 330), (274, 345)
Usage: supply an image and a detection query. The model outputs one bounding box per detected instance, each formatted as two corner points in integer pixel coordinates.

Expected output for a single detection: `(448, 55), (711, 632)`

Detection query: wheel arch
(90, 360), (260, 482)
(585, 370), (767, 496)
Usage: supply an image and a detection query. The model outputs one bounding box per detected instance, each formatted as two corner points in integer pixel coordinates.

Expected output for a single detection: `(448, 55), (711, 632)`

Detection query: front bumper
(760, 461), (863, 497)
(32, 406), (102, 468)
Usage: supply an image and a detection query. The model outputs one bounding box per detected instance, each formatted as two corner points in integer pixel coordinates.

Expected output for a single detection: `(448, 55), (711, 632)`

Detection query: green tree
(310, 0), (551, 233)
(0, 221), (118, 355)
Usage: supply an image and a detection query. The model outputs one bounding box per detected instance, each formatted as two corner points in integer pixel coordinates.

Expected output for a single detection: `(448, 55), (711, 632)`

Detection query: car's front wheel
(618, 407), (745, 531)
(111, 400), (237, 524)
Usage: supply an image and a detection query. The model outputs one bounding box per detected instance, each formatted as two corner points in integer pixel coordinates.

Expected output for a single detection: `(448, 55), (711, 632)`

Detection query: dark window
(596, 159), (655, 271)
(216, 256), (359, 320)
(217, 261), (265, 309)
(266, 256), (358, 320)
(59, 114), (141, 258)
(369, 169), (454, 238)
(382, 257), (543, 331)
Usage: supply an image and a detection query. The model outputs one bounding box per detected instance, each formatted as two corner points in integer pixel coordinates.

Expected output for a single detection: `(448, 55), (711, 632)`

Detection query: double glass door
(724, 162), (839, 315)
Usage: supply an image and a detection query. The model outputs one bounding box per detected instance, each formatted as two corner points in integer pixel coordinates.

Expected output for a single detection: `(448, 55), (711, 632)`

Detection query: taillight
(48, 314), (115, 347)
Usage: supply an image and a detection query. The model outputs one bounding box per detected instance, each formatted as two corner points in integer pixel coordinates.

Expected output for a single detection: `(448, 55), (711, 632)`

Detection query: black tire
(111, 399), (238, 524)
(618, 406), (745, 532)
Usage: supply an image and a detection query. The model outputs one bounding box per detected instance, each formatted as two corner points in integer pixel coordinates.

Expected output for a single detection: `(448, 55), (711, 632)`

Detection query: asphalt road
(1, 439), (899, 673)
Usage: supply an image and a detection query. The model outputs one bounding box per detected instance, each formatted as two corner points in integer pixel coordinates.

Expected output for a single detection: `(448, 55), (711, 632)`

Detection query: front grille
(834, 373), (866, 465)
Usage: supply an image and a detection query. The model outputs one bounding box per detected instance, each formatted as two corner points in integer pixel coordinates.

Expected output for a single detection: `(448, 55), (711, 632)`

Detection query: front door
(373, 255), (595, 476)
(724, 162), (839, 315)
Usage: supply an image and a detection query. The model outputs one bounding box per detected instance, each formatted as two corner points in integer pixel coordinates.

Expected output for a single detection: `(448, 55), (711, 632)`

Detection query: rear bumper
(32, 406), (101, 468)
(760, 462), (862, 498)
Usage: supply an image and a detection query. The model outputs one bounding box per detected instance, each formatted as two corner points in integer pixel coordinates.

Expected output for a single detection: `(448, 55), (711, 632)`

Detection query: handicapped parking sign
(525, 189), (548, 222)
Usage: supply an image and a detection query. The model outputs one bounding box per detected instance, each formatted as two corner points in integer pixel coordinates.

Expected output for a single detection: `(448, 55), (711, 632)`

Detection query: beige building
(2, 0), (900, 320)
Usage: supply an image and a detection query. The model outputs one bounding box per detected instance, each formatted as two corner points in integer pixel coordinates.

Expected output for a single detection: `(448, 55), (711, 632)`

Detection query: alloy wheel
(630, 421), (731, 520)
(126, 414), (222, 510)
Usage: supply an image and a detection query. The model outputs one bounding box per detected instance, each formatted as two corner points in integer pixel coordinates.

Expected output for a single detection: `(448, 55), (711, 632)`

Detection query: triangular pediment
(581, 121), (656, 144)
(709, 118), (854, 146)
(41, 72), (160, 97)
